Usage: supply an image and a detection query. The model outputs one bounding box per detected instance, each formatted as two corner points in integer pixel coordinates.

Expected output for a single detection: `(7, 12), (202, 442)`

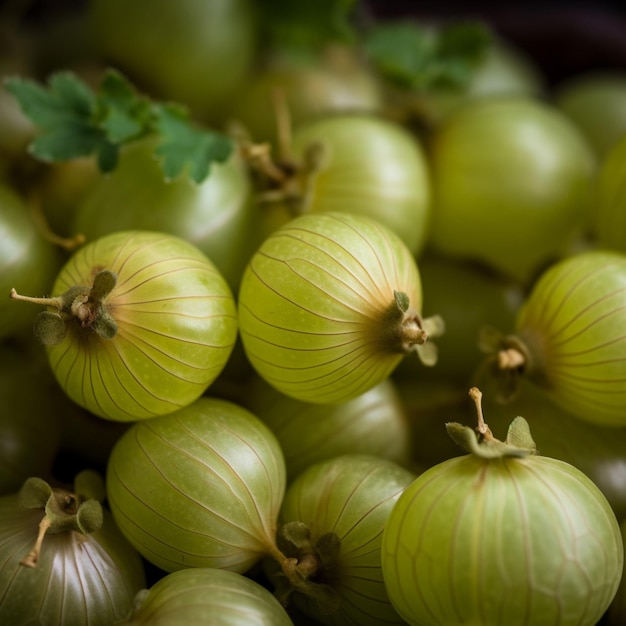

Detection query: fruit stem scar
(498, 347), (526, 370)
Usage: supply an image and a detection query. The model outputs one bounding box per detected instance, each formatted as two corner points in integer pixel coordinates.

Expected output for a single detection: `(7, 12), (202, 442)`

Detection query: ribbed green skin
(280, 454), (416, 626)
(47, 230), (238, 422)
(515, 250), (626, 426)
(121, 568), (294, 626)
(238, 212), (423, 405)
(382, 454), (623, 626)
(0, 500), (146, 626)
(106, 397), (286, 574)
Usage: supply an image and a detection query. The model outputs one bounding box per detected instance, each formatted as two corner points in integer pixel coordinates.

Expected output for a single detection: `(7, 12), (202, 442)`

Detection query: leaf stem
(28, 192), (85, 251)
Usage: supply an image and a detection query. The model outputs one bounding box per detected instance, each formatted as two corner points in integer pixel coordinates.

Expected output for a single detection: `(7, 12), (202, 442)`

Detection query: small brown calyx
(10, 269), (118, 345)
(384, 290), (445, 366)
(476, 326), (534, 403)
(269, 521), (341, 615)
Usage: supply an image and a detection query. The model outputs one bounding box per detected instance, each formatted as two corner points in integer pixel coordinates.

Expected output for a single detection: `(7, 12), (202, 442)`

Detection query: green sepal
(414, 314), (446, 366)
(93, 313), (118, 339)
(445, 418), (536, 459)
(274, 522), (342, 615)
(90, 270), (117, 301)
(394, 290), (410, 314)
(34, 311), (67, 345)
(75, 499), (104, 535)
(315, 532), (341, 575)
(18, 477), (54, 509)
(277, 520), (314, 556)
(505, 416), (536, 452)
(73, 469), (106, 503)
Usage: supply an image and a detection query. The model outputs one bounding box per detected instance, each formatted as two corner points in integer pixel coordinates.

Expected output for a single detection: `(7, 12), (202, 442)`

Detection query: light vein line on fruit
(80, 542), (117, 616)
(533, 262), (609, 335)
(505, 462), (534, 625)
(95, 341), (160, 419)
(105, 335), (193, 408)
(521, 461), (601, 617)
(175, 416), (279, 546)
(447, 461), (478, 622)
(253, 252), (378, 319)
(323, 213), (398, 293)
(408, 463), (464, 622)
(117, 328), (222, 377)
(125, 429), (266, 546)
(336, 477), (401, 558)
(118, 318), (236, 353)
(243, 336), (383, 378)
(67, 537), (93, 624)
(259, 354), (389, 400)
(109, 488), (250, 565)
(279, 220), (392, 303)
(526, 254), (582, 328)
(240, 300), (366, 334)
(114, 261), (221, 298)
(327, 462), (382, 539)
(546, 290), (626, 348)
(107, 232), (175, 277)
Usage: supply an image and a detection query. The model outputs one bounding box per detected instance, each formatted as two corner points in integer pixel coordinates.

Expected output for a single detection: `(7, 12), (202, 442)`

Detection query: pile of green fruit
(2, 1), (626, 624)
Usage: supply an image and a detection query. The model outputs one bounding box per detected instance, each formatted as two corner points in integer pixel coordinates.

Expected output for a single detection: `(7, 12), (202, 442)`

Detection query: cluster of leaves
(4, 0), (491, 184)
(261, 0), (491, 89)
(4, 70), (233, 184)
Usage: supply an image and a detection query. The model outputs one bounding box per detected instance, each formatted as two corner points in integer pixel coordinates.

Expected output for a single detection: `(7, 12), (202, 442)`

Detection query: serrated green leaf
(5, 69), (228, 183)
(6, 72), (111, 162)
(28, 124), (104, 161)
(96, 69), (152, 143)
(5, 73), (93, 129)
(152, 104), (232, 183)
(364, 20), (492, 90)
(260, 0), (359, 52)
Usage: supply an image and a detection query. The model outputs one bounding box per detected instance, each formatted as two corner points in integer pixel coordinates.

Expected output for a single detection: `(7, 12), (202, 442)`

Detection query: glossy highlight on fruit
(119, 567), (295, 626)
(238, 211), (442, 404)
(106, 397), (286, 574)
(381, 390), (623, 625)
(429, 96), (595, 283)
(12, 230), (238, 422)
(0, 479), (146, 626)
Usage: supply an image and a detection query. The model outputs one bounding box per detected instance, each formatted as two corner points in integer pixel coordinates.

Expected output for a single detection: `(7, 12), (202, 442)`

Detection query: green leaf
(152, 104), (232, 183)
(96, 69), (152, 144)
(364, 20), (492, 90)
(4, 70), (231, 183)
(260, 0), (359, 52)
(5, 72), (113, 162)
